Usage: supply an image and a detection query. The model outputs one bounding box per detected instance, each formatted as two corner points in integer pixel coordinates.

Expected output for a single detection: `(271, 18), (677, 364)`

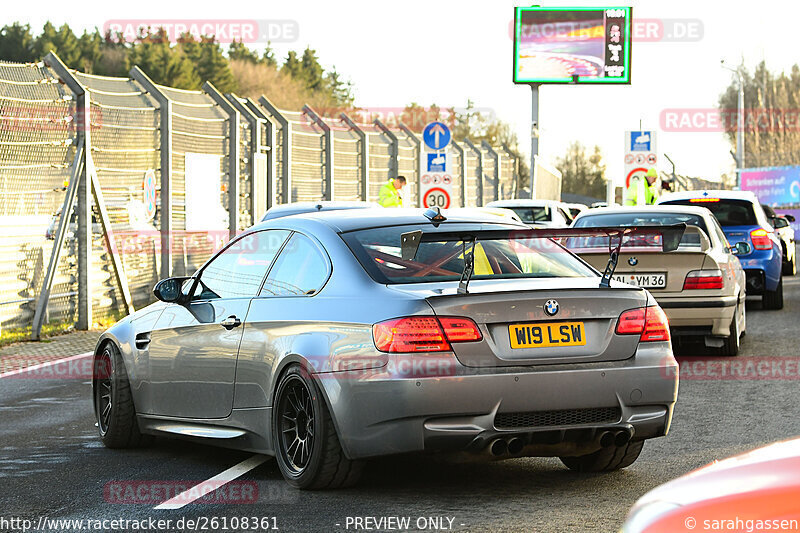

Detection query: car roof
(486, 199), (562, 208)
(261, 201), (379, 221)
(251, 207), (529, 233)
(657, 190), (759, 203)
(574, 205), (713, 219)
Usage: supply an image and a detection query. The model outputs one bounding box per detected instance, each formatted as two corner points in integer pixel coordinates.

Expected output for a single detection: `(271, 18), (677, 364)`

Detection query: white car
(485, 199), (572, 228)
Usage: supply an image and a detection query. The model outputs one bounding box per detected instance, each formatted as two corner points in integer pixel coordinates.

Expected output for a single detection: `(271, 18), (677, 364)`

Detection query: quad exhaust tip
(507, 437), (525, 455)
(489, 439), (507, 457)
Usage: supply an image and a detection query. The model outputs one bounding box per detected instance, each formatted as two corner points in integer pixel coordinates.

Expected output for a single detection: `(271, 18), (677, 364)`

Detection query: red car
(622, 437), (800, 532)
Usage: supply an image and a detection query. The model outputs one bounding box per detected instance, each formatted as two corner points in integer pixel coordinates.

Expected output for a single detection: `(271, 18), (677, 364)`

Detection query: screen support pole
(529, 83), (540, 199)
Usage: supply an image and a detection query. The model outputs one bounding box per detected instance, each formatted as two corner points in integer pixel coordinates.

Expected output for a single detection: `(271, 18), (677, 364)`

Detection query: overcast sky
(9, 0), (797, 186)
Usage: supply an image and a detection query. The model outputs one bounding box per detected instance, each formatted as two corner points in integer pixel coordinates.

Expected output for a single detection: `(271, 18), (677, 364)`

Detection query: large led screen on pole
(513, 7), (631, 84)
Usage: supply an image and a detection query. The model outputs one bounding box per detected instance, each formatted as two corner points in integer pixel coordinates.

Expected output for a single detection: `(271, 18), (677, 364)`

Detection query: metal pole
(259, 96), (291, 203)
(374, 119), (399, 179)
(340, 112), (369, 202)
(530, 83), (540, 199)
(481, 140), (500, 202)
(451, 141), (466, 207)
(398, 123), (422, 207)
(203, 82), (240, 239)
(130, 66), (173, 280)
(245, 98), (277, 210)
(44, 52), (92, 330)
(463, 138), (483, 206)
(228, 93), (266, 225)
(303, 105), (333, 201)
(737, 72), (745, 185)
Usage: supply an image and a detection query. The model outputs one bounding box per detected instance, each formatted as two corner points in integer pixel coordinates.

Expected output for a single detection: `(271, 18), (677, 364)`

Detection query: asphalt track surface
(2, 274), (799, 532)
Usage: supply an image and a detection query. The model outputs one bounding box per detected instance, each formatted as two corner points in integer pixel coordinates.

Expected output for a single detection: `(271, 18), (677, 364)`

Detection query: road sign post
(420, 122), (454, 208)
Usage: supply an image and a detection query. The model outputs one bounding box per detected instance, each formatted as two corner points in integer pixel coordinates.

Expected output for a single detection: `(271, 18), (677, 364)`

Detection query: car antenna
(458, 237), (477, 294)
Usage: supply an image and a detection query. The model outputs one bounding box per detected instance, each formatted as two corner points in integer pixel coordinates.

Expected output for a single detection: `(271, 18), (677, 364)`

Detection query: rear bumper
(315, 343), (677, 460)
(738, 248), (782, 292)
(656, 295), (737, 337)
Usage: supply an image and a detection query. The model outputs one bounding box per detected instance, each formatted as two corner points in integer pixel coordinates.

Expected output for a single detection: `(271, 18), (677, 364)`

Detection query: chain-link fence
(0, 52), (520, 333)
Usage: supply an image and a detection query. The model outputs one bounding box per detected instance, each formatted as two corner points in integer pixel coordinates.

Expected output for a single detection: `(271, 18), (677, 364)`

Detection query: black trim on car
(658, 300), (736, 309)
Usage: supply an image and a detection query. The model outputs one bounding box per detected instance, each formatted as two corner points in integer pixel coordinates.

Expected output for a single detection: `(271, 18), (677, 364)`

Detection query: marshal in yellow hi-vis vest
(378, 176), (407, 207)
(625, 168), (659, 206)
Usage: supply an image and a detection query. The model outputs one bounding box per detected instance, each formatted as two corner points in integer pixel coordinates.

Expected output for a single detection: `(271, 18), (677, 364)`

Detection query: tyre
(762, 277), (784, 310)
(560, 440), (644, 472)
(273, 365), (364, 489)
(94, 342), (151, 448)
(719, 303), (740, 356)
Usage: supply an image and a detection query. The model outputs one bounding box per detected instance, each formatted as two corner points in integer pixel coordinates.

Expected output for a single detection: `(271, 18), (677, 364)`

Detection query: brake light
(683, 269), (724, 290)
(750, 228), (772, 250)
(438, 317), (483, 342)
(615, 306), (670, 342)
(373, 316), (481, 353)
(689, 198), (720, 203)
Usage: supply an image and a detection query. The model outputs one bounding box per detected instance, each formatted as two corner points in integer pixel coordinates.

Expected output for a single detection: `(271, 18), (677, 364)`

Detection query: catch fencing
(0, 52), (519, 333)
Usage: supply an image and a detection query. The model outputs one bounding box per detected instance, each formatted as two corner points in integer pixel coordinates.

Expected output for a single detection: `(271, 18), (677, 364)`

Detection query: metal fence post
(228, 94), (266, 224)
(43, 52), (92, 330)
(258, 96), (291, 204)
(374, 119), (398, 179)
(398, 123), (421, 207)
(303, 105), (333, 201)
(501, 143), (519, 199)
(245, 98), (277, 210)
(464, 138), (484, 206)
(340, 112), (368, 202)
(451, 141), (467, 207)
(481, 141), (500, 202)
(204, 82), (239, 238)
(130, 66), (172, 280)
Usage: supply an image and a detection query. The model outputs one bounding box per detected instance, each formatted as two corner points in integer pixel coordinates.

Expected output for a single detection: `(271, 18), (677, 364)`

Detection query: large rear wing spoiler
(400, 223), (687, 292)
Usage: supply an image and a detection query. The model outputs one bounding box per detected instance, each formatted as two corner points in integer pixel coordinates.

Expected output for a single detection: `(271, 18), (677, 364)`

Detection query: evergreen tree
(555, 142), (607, 200)
(0, 23), (35, 62)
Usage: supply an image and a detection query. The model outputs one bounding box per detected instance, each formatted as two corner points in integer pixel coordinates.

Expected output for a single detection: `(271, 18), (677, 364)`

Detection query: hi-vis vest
(378, 180), (403, 207)
(625, 176), (657, 206)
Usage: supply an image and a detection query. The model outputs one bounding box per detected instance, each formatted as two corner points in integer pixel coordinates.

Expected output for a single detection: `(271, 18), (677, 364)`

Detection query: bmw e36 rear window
(344, 226), (596, 284)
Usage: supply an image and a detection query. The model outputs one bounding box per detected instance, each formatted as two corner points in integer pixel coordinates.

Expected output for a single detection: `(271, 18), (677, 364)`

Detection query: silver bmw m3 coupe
(92, 207), (679, 489)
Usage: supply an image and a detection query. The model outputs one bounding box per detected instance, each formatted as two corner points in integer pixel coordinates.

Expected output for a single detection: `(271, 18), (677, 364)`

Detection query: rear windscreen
(507, 206), (549, 223)
(660, 199), (757, 226)
(343, 225), (596, 284)
(573, 212), (708, 249)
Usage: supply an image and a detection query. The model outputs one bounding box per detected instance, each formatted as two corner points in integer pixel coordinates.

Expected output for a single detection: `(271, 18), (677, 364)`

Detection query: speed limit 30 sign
(423, 187), (451, 209)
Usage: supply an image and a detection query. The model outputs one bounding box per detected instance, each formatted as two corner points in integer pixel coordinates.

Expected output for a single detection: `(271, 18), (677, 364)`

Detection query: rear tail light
(683, 269), (724, 290)
(373, 316), (482, 353)
(615, 306), (670, 342)
(750, 228), (772, 250)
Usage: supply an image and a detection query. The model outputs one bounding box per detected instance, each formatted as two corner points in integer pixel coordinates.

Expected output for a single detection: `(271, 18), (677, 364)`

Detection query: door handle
(220, 315), (242, 330)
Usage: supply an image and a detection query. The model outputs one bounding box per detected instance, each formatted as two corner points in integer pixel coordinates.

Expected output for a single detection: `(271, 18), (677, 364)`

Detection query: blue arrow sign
(423, 121), (451, 150)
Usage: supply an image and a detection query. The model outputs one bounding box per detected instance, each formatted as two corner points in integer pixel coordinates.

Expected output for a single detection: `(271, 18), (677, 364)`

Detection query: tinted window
(507, 206), (549, 223)
(661, 199), (757, 226)
(198, 230), (289, 299)
(573, 212), (708, 249)
(260, 233), (329, 296)
(345, 225), (596, 284)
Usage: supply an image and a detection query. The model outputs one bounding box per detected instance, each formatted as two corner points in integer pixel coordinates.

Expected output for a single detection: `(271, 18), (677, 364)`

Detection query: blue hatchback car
(658, 190), (783, 309)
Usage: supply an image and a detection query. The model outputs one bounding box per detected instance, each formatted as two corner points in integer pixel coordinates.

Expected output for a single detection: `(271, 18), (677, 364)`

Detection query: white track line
(155, 454), (269, 510)
(0, 351), (92, 379)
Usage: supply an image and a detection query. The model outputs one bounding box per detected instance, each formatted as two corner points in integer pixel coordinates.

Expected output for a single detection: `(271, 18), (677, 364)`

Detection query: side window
(712, 220), (730, 250)
(260, 233), (330, 297)
(197, 230), (290, 299)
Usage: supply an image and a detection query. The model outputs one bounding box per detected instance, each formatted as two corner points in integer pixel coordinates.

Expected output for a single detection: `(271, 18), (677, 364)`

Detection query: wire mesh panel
(396, 129), (418, 207)
(159, 84), (229, 276)
(366, 125), (392, 203)
(332, 125), (360, 201)
(481, 146), (498, 204)
(461, 144), (479, 207)
(288, 110), (325, 202)
(238, 114), (254, 228)
(76, 71), (161, 311)
(0, 61), (78, 328)
(499, 151), (517, 200)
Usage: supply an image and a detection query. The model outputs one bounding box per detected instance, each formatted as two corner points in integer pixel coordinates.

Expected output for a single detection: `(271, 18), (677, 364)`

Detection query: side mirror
(785, 214), (796, 223)
(153, 277), (190, 303)
(731, 241), (751, 256)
